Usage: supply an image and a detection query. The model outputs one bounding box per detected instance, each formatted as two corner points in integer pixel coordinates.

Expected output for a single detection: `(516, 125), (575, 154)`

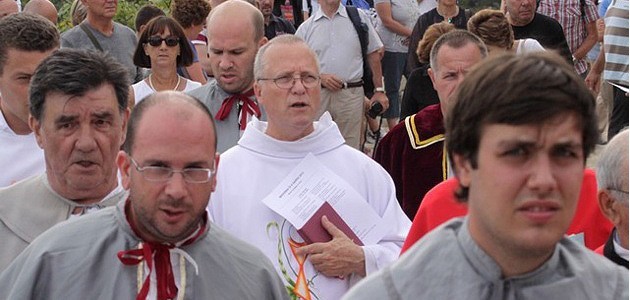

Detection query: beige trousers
(319, 87), (364, 149)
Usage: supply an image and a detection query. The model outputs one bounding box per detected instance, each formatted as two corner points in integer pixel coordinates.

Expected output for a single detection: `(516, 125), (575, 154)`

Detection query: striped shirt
(538, 0), (599, 74)
(603, 0), (629, 87)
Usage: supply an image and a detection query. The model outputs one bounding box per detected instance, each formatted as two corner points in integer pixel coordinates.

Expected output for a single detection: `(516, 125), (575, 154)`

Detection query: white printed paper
(262, 153), (387, 245)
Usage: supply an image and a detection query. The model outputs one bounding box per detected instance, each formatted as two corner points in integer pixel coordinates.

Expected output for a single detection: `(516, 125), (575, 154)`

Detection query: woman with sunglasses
(130, 16), (201, 105)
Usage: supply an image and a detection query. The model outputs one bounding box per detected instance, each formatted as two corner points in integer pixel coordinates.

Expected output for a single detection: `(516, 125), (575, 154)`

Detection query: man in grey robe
(343, 52), (629, 299)
(0, 49), (130, 272)
(0, 91), (289, 300)
(188, 0), (268, 153)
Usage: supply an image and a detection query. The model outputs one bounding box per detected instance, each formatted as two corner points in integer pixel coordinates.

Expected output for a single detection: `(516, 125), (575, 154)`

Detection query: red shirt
(401, 169), (613, 253)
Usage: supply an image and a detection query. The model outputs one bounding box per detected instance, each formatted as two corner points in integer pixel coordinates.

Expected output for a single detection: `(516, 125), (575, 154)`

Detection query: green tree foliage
(37, 0), (172, 32)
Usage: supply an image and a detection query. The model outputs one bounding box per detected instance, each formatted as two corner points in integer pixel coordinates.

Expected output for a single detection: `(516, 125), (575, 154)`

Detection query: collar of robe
(117, 200), (207, 300)
(216, 89), (260, 130)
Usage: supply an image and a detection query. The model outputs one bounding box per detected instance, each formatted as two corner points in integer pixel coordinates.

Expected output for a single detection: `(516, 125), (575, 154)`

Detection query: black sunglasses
(147, 36), (179, 47)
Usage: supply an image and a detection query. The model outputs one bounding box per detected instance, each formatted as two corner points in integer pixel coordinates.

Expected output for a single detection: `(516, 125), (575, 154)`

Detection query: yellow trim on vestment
(442, 144), (447, 180)
(404, 115), (445, 150)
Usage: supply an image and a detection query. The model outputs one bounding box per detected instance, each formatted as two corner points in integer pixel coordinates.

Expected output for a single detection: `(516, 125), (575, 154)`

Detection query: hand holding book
(296, 215), (367, 278)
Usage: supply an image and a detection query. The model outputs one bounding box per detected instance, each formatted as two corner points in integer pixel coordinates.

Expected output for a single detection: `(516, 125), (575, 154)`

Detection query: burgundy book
(297, 201), (364, 246)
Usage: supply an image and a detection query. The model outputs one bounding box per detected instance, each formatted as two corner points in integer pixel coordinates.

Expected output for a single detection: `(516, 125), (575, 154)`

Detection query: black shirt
(405, 7), (468, 76)
(512, 13), (573, 64)
(265, 15), (296, 40)
(273, 0), (304, 28)
(400, 64), (439, 119)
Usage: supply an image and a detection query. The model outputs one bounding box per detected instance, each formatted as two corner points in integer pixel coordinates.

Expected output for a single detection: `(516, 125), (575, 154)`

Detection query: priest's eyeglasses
(258, 74), (320, 89)
(130, 158), (216, 183)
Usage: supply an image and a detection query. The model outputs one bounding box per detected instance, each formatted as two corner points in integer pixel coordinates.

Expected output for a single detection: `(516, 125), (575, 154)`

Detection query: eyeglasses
(258, 75), (320, 89)
(130, 158), (216, 184)
(147, 36), (179, 47)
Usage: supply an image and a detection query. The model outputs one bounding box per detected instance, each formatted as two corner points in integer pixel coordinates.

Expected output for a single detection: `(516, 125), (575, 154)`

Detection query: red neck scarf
(118, 200), (207, 300)
(215, 89), (260, 130)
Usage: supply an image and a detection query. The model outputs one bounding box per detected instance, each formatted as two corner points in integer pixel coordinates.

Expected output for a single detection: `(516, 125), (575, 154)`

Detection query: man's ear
(117, 151), (132, 190)
(598, 190), (622, 226)
(28, 115), (44, 149)
(428, 67), (436, 87)
(210, 153), (220, 192)
(254, 80), (265, 104)
(119, 108), (131, 147)
(452, 153), (473, 188)
(258, 36), (268, 48)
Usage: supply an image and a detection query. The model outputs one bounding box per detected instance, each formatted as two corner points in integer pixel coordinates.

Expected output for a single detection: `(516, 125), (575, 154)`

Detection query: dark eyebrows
(185, 161), (210, 169)
(93, 111), (114, 120)
(209, 46), (246, 54)
(497, 140), (583, 152)
(55, 114), (77, 125)
(496, 140), (536, 149)
(552, 141), (583, 151)
(138, 159), (210, 169)
(141, 159), (168, 167)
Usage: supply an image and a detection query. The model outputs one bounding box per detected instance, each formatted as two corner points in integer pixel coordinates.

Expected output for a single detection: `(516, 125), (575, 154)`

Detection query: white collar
(613, 230), (629, 261)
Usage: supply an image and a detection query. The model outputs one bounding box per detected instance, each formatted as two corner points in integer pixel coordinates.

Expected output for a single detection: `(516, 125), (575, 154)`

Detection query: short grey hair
(253, 35), (320, 79)
(429, 29), (487, 72)
(596, 128), (629, 200)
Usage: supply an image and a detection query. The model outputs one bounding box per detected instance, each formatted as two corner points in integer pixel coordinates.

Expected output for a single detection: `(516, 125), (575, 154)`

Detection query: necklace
(437, 6), (458, 23)
(148, 74), (181, 92)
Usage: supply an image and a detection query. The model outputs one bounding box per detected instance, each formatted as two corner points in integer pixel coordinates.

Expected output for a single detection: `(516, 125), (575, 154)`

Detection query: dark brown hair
(133, 16), (195, 68)
(446, 52), (598, 201)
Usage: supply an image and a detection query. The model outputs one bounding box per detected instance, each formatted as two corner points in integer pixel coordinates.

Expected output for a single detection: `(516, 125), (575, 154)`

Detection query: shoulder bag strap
(345, 6), (368, 58)
(79, 23), (104, 52)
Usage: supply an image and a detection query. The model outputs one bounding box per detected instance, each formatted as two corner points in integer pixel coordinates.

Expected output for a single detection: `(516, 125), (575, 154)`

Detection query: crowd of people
(0, 0), (627, 298)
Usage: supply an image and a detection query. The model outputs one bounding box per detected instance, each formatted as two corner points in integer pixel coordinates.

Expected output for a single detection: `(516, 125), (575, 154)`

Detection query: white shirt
(133, 78), (202, 105)
(0, 110), (45, 187)
(613, 230), (629, 261)
(296, 4), (383, 82)
(515, 38), (546, 54)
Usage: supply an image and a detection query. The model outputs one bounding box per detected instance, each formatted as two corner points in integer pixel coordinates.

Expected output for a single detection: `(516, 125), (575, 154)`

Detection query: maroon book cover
(297, 201), (364, 246)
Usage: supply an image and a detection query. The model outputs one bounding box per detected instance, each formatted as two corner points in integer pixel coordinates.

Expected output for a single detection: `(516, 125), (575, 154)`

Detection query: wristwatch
(374, 87), (385, 93)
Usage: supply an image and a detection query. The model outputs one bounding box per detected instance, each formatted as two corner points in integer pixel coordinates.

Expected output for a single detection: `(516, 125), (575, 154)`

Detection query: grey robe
(188, 80), (266, 153)
(343, 217), (629, 300)
(0, 174), (126, 272)
(0, 201), (289, 300)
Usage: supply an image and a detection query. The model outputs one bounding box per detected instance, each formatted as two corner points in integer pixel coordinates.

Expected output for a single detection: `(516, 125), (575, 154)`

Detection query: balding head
(0, 0), (18, 19)
(24, 0), (58, 24)
(123, 91), (216, 155)
(207, 0), (264, 42)
(205, 0), (266, 94)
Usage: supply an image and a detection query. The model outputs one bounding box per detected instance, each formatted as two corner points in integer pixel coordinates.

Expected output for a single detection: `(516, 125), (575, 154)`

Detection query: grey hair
(29, 49), (130, 120)
(596, 128), (629, 199)
(253, 35), (320, 79)
(429, 29), (487, 72)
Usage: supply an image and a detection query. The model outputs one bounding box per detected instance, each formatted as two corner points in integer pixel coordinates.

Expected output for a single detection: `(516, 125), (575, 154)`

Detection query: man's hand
(320, 74), (343, 91)
(370, 91), (389, 112)
(585, 70), (601, 94)
(296, 216), (366, 278)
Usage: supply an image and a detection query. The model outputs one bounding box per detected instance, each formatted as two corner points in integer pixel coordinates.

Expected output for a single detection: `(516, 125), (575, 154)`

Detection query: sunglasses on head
(147, 36), (179, 47)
